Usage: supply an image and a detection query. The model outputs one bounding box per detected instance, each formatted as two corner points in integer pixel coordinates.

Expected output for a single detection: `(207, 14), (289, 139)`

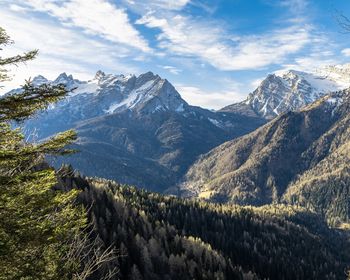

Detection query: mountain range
(12, 63), (350, 203)
(21, 71), (264, 192)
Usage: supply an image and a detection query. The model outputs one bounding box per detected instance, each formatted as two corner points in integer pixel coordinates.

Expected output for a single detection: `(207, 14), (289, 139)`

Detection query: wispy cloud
(0, 8), (139, 92)
(281, 56), (339, 72)
(175, 84), (245, 110)
(19, 0), (151, 52)
(0, 0), (346, 110)
(137, 13), (314, 71)
(175, 77), (246, 109)
(341, 48), (350, 57)
(160, 65), (182, 75)
(280, 33), (340, 72)
(124, 0), (190, 12)
(277, 0), (308, 14)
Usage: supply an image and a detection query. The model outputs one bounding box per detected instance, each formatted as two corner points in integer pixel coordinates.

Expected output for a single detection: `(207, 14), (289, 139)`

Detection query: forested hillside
(59, 168), (350, 280)
(180, 90), (350, 225)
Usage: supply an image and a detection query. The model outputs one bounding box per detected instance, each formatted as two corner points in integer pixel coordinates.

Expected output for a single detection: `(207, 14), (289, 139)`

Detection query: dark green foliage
(0, 26), (98, 280)
(60, 170), (350, 280)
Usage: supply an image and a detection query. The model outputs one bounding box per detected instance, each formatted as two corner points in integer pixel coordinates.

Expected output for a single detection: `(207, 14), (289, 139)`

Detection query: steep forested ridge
(181, 90), (350, 225)
(59, 169), (350, 280)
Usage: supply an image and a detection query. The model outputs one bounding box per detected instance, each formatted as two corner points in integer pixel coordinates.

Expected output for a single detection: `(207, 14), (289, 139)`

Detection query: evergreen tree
(0, 26), (87, 280)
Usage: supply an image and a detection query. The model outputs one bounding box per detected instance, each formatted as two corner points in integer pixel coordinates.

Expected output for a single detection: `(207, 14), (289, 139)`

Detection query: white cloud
(8, 4), (29, 12)
(144, 0), (190, 10)
(20, 0), (151, 52)
(137, 13), (313, 71)
(175, 84), (245, 110)
(160, 65), (182, 75)
(0, 9), (139, 93)
(341, 48), (350, 57)
(280, 56), (339, 73)
(279, 36), (339, 72)
(278, 0), (308, 14)
(124, 0), (190, 11)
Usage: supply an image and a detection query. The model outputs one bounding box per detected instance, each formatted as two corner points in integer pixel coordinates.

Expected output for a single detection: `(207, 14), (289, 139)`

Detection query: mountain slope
(180, 90), (350, 223)
(283, 95), (350, 224)
(221, 64), (350, 119)
(21, 71), (264, 191)
(58, 169), (350, 280)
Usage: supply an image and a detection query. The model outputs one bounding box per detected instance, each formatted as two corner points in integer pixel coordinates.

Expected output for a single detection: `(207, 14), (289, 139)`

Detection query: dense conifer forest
(59, 167), (350, 280)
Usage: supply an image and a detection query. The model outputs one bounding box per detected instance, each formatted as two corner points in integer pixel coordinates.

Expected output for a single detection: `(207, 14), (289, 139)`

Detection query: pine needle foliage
(0, 27), (88, 280)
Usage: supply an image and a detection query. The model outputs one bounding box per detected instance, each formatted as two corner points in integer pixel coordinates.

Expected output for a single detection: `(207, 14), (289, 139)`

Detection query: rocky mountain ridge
(221, 63), (350, 118)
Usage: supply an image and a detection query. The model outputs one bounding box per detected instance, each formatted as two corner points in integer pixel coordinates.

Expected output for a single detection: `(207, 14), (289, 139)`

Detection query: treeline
(59, 168), (350, 280)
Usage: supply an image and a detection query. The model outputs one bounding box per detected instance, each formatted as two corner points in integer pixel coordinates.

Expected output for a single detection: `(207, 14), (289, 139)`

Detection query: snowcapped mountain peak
(94, 70), (106, 80)
(32, 75), (48, 86)
(237, 63), (350, 118)
(53, 72), (74, 84)
(33, 72), (77, 88)
(315, 63), (350, 86)
(51, 72), (84, 92)
(16, 71), (190, 118)
(138, 71), (158, 80)
(104, 72), (187, 114)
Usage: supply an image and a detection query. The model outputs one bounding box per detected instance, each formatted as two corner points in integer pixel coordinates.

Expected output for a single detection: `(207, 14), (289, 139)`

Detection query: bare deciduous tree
(65, 226), (119, 280)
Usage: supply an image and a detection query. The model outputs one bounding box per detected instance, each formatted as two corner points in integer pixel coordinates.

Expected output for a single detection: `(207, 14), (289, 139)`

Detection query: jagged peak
(137, 71), (160, 83)
(32, 74), (47, 80)
(255, 73), (284, 89)
(55, 72), (68, 80)
(32, 75), (48, 85)
(94, 70), (106, 80)
(53, 72), (75, 84)
(262, 73), (279, 82)
(276, 69), (305, 77)
(266, 73), (277, 78)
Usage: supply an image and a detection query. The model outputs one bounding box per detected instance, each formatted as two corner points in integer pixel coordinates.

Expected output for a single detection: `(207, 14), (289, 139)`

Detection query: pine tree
(0, 26), (87, 280)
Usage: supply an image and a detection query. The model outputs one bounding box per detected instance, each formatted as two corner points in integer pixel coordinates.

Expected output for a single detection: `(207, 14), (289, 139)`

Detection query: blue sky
(0, 0), (350, 109)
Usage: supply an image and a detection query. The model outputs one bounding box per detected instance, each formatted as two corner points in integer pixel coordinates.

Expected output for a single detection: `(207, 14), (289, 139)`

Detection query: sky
(0, 0), (350, 109)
